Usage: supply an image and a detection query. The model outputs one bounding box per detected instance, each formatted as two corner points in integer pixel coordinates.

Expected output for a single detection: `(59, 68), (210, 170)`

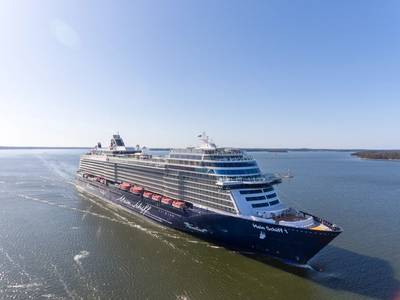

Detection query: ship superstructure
(76, 133), (342, 264)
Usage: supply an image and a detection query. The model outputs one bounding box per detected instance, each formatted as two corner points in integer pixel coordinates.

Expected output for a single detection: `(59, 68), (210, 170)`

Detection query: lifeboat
(143, 191), (153, 199)
(130, 186), (144, 195)
(172, 201), (186, 209)
(161, 197), (173, 205)
(151, 194), (162, 202)
(119, 182), (131, 191)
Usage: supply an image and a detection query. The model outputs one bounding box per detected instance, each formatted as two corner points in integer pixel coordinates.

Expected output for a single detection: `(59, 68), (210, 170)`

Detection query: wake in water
(50, 263), (77, 299)
(0, 246), (46, 298)
(16, 191), (228, 273)
(17, 193), (184, 254)
(36, 155), (76, 186)
(0, 246), (32, 280)
(7, 283), (42, 289)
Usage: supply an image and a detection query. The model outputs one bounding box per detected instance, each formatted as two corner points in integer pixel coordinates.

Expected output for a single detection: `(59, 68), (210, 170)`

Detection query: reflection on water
(0, 149), (399, 299)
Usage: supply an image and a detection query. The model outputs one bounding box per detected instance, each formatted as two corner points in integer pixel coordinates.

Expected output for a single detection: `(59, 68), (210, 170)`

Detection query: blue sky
(0, 0), (399, 148)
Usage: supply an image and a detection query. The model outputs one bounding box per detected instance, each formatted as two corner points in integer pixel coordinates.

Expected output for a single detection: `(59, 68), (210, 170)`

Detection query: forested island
(352, 150), (400, 160)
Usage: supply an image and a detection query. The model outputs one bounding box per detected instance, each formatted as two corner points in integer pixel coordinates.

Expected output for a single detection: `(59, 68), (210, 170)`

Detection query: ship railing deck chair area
(258, 208), (331, 230)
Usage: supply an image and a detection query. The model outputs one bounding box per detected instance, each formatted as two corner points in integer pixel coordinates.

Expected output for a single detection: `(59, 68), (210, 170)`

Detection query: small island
(352, 150), (400, 160)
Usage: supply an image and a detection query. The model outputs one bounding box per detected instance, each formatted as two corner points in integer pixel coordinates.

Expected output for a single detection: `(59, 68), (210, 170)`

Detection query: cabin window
(252, 202), (269, 208)
(246, 196), (266, 201)
(266, 193), (277, 199)
(263, 187), (273, 193)
(203, 161), (257, 168)
(115, 139), (124, 146)
(240, 189), (263, 195)
(214, 168), (260, 175)
(269, 200), (279, 205)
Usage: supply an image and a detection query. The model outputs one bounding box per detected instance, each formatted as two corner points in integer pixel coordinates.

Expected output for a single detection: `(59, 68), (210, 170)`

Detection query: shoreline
(351, 151), (400, 161)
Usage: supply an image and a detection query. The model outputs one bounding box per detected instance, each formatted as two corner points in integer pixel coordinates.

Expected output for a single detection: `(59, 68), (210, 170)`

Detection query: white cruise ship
(75, 133), (342, 264)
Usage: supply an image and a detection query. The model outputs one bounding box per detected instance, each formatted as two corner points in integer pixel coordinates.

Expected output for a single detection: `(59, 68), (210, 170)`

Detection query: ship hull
(75, 176), (340, 264)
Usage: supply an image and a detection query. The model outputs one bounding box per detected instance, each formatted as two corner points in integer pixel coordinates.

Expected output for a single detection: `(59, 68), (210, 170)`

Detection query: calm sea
(0, 150), (399, 300)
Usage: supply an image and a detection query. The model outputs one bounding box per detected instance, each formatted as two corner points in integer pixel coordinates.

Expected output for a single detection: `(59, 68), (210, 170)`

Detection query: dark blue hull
(75, 177), (341, 264)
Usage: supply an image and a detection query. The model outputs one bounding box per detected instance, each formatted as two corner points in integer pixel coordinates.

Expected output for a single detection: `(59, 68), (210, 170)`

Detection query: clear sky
(0, 0), (399, 148)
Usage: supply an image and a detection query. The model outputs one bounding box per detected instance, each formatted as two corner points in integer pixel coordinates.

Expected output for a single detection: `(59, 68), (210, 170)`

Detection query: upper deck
(82, 132), (280, 188)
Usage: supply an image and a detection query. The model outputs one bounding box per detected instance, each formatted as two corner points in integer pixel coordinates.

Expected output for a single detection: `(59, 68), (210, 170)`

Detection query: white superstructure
(78, 133), (319, 228)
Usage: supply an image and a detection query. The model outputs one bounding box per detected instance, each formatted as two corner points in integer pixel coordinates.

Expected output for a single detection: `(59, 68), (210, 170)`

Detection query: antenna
(198, 132), (217, 149)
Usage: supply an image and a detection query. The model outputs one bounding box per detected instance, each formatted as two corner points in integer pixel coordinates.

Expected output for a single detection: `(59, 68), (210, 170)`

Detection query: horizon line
(0, 146), (399, 152)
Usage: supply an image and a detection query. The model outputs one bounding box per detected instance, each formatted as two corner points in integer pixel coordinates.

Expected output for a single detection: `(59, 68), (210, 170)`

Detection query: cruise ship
(75, 133), (342, 264)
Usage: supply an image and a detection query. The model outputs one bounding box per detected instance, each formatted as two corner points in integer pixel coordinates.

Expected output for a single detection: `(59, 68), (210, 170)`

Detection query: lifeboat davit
(172, 201), (186, 209)
(151, 194), (162, 202)
(161, 197), (173, 205)
(130, 186), (144, 195)
(119, 182), (131, 191)
(143, 191), (153, 199)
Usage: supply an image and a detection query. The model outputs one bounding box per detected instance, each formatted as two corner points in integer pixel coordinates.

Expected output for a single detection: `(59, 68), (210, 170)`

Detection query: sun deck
(261, 209), (334, 231)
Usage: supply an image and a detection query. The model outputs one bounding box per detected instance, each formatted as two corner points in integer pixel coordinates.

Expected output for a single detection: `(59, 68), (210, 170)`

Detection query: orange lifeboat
(161, 197), (173, 205)
(143, 191), (153, 199)
(130, 186), (144, 195)
(172, 201), (186, 209)
(151, 194), (162, 202)
(119, 182), (131, 191)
